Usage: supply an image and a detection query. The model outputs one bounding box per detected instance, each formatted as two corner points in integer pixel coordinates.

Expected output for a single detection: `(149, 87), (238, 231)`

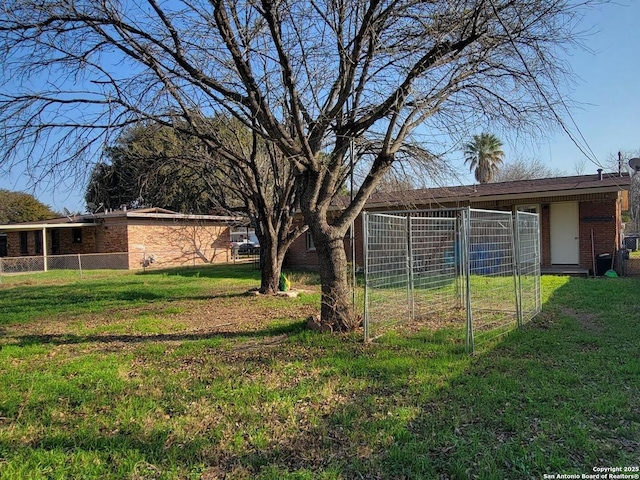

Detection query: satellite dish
(629, 158), (640, 171)
(86, 202), (104, 214)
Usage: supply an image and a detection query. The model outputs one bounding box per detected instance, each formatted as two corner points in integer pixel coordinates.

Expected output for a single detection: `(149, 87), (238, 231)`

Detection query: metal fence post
(511, 213), (521, 328)
(455, 212), (463, 308)
(464, 208), (474, 354)
(407, 213), (414, 322)
(363, 212), (370, 342)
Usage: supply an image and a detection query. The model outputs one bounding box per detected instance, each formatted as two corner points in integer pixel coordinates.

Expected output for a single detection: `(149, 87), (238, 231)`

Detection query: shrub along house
(287, 171), (631, 275)
(0, 207), (243, 270)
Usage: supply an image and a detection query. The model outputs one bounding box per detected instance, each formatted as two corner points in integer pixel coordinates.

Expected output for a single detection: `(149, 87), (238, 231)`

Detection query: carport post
(42, 226), (48, 272)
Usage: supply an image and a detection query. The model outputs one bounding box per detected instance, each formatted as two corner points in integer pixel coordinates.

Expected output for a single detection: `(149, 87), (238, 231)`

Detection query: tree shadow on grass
(0, 429), (217, 478)
(0, 280), (253, 327)
(135, 263), (261, 281)
(4, 321), (307, 348)
(0, 325), (490, 478)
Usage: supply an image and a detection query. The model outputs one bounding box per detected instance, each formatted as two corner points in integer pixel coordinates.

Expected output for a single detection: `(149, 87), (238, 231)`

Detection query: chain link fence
(0, 255), (46, 274)
(363, 208), (541, 352)
(0, 248), (251, 278)
(0, 253), (131, 276)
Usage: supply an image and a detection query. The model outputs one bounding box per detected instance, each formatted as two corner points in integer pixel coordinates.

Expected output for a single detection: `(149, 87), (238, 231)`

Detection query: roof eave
(123, 212), (247, 222)
(0, 222), (97, 232)
(362, 185), (627, 210)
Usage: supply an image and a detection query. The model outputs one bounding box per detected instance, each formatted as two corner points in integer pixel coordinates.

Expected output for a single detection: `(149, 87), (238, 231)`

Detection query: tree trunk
(314, 233), (359, 332)
(256, 231), (285, 294)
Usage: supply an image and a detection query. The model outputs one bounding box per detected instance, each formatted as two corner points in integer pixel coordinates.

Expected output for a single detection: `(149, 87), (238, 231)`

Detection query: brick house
(0, 207), (242, 270)
(287, 172), (631, 275)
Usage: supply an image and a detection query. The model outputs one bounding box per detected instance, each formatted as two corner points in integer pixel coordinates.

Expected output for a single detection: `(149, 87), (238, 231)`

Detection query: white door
(550, 202), (579, 264)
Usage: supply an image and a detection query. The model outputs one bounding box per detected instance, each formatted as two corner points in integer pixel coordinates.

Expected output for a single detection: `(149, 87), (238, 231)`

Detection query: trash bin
(596, 253), (613, 276)
(624, 235), (639, 251)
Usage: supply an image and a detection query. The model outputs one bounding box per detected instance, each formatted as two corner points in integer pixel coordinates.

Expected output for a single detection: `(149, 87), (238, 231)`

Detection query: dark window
(306, 232), (315, 251)
(0, 235), (7, 257)
(72, 228), (83, 244)
(34, 231), (43, 255)
(51, 229), (61, 255)
(19, 232), (28, 255)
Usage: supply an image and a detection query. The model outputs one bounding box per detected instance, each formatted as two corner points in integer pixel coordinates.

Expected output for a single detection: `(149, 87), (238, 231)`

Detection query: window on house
(19, 232), (28, 255)
(51, 229), (60, 255)
(515, 204), (540, 214)
(34, 231), (43, 255)
(72, 228), (83, 244)
(0, 235), (7, 257)
(306, 232), (316, 251)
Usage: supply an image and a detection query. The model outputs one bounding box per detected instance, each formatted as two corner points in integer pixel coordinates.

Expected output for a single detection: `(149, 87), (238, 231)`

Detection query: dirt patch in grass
(365, 302), (465, 336)
(230, 333), (289, 352)
(560, 306), (603, 333)
(0, 289), (319, 353)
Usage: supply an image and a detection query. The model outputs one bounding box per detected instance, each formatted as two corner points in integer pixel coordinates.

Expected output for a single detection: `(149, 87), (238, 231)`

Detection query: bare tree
(572, 157), (587, 175)
(209, 120), (306, 293)
(493, 157), (564, 182)
(0, 0), (601, 330)
(85, 118), (305, 294)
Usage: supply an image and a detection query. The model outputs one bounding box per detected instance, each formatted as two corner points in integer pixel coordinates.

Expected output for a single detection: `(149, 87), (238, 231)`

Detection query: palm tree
(464, 133), (505, 184)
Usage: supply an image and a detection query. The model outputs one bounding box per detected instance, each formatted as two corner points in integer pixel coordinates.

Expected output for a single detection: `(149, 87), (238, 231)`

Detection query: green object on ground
(604, 269), (618, 278)
(278, 272), (290, 291)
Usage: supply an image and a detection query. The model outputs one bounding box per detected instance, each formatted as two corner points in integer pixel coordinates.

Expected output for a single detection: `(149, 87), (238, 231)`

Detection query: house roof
(94, 207), (245, 223)
(0, 212), (97, 230)
(355, 172), (632, 209)
(0, 207), (247, 231)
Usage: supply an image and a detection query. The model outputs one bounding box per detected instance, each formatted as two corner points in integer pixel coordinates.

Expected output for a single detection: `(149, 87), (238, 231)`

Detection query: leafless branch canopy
(1, 0), (597, 230)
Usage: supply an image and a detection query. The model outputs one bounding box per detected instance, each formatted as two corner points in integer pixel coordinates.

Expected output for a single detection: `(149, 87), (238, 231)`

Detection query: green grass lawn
(1, 266), (639, 479)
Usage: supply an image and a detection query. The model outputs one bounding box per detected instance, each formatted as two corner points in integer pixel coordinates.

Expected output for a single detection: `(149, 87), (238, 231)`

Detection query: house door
(550, 202), (579, 264)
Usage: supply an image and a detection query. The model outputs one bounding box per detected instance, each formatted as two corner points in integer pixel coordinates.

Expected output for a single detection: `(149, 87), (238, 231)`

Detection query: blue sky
(1, 1), (639, 213)
(531, 1), (640, 173)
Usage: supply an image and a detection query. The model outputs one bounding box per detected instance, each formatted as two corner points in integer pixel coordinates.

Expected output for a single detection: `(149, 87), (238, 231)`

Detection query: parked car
(237, 242), (260, 255)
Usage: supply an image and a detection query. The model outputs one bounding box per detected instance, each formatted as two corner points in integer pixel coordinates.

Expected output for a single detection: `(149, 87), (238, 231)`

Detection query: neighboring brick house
(287, 172), (631, 275)
(0, 207), (242, 270)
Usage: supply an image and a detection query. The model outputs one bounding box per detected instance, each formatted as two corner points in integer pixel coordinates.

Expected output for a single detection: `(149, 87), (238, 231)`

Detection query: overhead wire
(487, 0), (609, 173)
